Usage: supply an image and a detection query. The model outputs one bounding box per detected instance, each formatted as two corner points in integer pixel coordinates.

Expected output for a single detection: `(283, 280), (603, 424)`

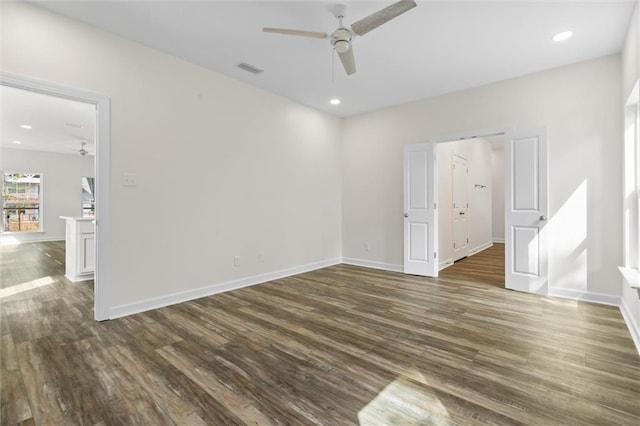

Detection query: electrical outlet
(365, 243), (371, 252)
(122, 173), (137, 187)
(258, 252), (264, 263)
(234, 256), (240, 267)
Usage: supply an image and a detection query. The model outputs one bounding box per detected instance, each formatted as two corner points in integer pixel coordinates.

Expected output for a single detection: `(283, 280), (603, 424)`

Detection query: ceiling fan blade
(351, 0), (417, 36)
(263, 27), (328, 39)
(337, 46), (356, 76)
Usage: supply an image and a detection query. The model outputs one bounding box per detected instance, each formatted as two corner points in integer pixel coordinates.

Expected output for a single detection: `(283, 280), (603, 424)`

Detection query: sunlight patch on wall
(549, 180), (587, 290)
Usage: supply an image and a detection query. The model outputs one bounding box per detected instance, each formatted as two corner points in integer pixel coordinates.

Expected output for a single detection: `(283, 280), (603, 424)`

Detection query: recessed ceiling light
(20, 124), (32, 129)
(552, 31), (573, 42)
(12, 140), (22, 144)
(330, 98), (341, 105)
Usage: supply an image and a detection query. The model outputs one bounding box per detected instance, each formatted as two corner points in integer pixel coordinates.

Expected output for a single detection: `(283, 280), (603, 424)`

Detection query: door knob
(404, 213), (409, 218)
(539, 215), (547, 221)
(459, 212), (465, 215)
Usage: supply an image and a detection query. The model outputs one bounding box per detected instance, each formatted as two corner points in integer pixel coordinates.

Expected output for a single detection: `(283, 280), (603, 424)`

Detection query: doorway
(434, 136), (500, 269)
(1, 73), (111, 320)
(438, 137), (504, 286)
(402, 127), (548, 294)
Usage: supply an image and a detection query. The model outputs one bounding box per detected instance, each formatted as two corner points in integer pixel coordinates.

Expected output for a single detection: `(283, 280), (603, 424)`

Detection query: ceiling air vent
(237, 62), (264, 75)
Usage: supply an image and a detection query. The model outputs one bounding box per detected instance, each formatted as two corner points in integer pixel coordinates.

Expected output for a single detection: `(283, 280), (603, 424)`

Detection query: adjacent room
(1, 1), (639, 424)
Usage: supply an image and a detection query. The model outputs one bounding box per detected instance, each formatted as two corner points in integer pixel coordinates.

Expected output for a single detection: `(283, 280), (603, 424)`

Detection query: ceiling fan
(76, 141), (94, 156)
(263, 0), (417, 76)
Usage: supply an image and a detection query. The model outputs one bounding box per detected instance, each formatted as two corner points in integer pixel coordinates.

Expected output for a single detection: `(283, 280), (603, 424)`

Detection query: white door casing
(505, 128), (548, 293)
(452, 154), (469, 261)
(403, 143), (438, 277)
(1, 73), (112, 320)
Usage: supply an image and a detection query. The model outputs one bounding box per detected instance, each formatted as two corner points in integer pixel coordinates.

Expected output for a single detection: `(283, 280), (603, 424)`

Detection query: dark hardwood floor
(1, 242), (639, 425)
(440, 243), (505, 288)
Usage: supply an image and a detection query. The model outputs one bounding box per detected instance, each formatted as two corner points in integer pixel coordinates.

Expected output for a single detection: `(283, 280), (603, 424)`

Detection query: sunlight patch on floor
(542, 297), (578, 308)
(358, 372), (450, 425)
(1, 236), (22, 246)
(0, 276), (56, 299)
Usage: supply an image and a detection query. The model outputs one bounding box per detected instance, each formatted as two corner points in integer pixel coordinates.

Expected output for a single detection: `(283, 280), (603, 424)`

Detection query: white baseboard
(65, 273), (94, 283)
(439, 258), (454, 270)
(492, 238), (505, 243)
(439, 242), (492, 270)
(468, 241), (493, 256)
(108, 258), (342, 319)
(547, 287), (621, 306)
(620, 298), (640, 356)
(341, 257), (403, 273)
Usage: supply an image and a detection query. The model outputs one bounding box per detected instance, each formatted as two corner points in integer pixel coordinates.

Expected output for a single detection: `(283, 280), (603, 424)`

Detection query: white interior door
(403, 143), (438, 276)
(505, 128), (548, 293)
(452, 154), (469, 261)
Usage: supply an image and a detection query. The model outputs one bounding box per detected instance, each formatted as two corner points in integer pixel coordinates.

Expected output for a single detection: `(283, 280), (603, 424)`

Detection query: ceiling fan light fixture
(334, 40), (351, 54)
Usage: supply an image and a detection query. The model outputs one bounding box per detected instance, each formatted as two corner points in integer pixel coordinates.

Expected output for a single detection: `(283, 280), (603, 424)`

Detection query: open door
(403, 143), (438, 276)
(452, 154), (469, 261)
(505, 128), (548, 293)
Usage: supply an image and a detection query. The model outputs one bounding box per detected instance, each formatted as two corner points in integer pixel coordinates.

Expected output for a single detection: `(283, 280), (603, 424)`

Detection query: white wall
(467, 139), (492, 253)
(1, 148), (94, 243)
(491, 147), (505, 242)
(437, 138), (492, 267)
(342, 54), (622, 298)
(620, 1), (640, 352)
(622, 2), (640, 98)
(3, 2), (342, 314)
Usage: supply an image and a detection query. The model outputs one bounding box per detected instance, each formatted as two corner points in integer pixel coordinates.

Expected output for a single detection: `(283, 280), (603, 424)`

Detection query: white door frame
(2, 73), (111, 321)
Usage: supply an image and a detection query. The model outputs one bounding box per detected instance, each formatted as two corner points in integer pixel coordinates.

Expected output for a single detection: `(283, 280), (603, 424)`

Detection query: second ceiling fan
(263, 0), (417, 76)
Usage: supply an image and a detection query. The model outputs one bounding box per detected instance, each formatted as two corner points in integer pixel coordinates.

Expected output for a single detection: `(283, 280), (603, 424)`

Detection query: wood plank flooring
(440, 243), (505, 288)
(1, 241), (639, 425)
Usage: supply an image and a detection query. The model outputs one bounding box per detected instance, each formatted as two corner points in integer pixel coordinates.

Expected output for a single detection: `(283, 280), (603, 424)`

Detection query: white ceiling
(1, 85), (96, 155)
(31, 0), (636, 117)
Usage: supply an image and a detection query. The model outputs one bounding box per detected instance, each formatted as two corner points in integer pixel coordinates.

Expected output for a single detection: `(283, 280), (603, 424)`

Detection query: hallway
(439, 243), (505, 288)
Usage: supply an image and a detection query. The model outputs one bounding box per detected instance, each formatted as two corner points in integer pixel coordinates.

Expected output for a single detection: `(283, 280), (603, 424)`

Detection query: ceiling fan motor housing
(331, 28), (352, 53)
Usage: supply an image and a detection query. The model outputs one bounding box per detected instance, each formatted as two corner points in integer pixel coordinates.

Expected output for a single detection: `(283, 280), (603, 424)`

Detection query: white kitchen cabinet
(61, 216), (95, 282)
